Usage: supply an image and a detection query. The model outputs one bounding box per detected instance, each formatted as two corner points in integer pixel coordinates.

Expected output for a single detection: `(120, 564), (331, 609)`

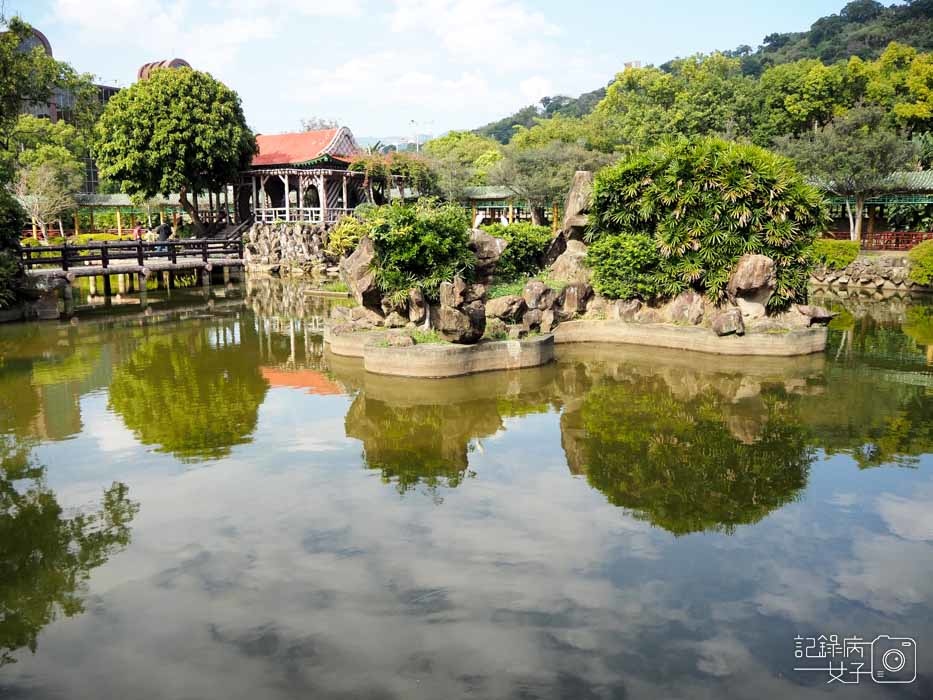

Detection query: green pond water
(1, 280), (933, 698)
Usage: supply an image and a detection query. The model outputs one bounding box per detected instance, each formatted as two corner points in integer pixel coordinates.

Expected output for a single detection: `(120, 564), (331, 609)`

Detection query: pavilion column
(116, 208), (122, 236)
(318, 172), (327, 223)
(298, 175), (304, 221)
(342, 175), (348, 213)
(281, 174), (290, 222)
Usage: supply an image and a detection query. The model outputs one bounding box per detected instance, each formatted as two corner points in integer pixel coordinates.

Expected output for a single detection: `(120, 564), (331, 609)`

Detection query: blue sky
(16, 0), (850, 139)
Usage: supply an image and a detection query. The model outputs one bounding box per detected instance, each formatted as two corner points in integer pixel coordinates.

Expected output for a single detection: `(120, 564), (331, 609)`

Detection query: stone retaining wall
(325, 330), (555, 378)
(810, 254), (932, 293)
(553, 320), (827, 356)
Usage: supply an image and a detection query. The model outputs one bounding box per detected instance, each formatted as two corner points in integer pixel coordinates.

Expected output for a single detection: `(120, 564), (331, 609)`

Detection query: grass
(487, 274), (567, 299)
(411, 329), (448, 345)
(320, 279), (349, 293)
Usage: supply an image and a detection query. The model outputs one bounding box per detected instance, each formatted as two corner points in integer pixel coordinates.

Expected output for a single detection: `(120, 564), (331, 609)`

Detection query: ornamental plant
(811, 239), (860, 270)
(588, 137), (828, 307)
(908, 239), (933, 286)
(481, 222), (551, 280)
(367, 199), (474, 301)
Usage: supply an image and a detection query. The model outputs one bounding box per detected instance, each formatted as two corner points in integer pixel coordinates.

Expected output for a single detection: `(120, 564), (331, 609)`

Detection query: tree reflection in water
(108, 317), (268, 462)
(0, 438), (138, 666)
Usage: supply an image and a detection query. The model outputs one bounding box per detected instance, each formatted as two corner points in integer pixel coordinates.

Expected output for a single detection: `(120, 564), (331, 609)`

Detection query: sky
(14, 0), (851, 140)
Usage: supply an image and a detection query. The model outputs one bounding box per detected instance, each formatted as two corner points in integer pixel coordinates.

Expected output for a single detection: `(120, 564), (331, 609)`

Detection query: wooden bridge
(22, 234), (246, 296)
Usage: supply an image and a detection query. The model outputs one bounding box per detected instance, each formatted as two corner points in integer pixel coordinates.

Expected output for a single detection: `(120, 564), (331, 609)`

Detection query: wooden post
(471, 205), (477, 226)
(89, 207), (94, 233)
(252, 176), (258, 221)
(282, 174), (290, 222)
(551, 203), (560, 233)
(116, 208), (122, 236)
(298, 176), (304, 221)
(31, 217), (37, 238)
(223, 266), (231, 285)
(162, 271), (171, 289)
(102, 274), (112, 297)
(223, 189), (229, 224)
(319, 173), (327, 223)
(201, 267), (211, 287)
(127, 273), (135, 292)
(342, 175), (348, 213)
(508, 199), (514, 224)
(74, 212), (80, 236)
(117, 274), (126, 294)
(159, 207), (165, 224)
(88, 276), (97, 296)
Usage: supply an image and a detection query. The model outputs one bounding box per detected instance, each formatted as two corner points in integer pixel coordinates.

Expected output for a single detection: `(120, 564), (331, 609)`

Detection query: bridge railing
(20, 237), (244, 271)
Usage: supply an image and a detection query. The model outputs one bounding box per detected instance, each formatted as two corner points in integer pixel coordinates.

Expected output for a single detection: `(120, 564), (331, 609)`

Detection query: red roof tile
(253, 129), (339, 167)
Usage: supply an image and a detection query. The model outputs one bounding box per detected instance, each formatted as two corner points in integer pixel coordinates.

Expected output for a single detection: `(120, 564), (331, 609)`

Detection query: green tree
(12, 145), (84, 239)
(423, 130), (502, 195)
(777, 106), (918, 241)
(94, 67), (257, 236)
(491, 141), (613, 225)
(348, 151), (438, 203)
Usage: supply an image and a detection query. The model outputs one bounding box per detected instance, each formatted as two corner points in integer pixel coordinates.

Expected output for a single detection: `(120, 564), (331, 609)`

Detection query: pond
(1, 280), (932, 698)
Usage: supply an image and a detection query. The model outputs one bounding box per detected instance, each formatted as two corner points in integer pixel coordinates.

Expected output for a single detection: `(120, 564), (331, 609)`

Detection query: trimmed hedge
(481, 222), (551, 280)
(811, 239), (859, 270)
(586, 233), (661, 301)
(589, 137), (828, 306)
(908, 240), (933, 287)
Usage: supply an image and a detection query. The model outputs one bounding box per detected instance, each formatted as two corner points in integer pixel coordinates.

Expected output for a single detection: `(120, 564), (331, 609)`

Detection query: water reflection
(0, 438), (138, 666)
(108, 316), (268, 462)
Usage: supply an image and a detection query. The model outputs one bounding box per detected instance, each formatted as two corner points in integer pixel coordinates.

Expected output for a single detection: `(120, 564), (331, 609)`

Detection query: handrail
(20, 237), (243, 271)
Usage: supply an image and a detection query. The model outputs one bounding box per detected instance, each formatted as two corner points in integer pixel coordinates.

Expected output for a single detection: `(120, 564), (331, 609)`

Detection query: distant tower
(137, 58), (192, 80)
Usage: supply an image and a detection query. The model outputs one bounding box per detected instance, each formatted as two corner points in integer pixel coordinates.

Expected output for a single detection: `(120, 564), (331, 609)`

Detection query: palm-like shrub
(589, 137), (828, 307)
(368, 199), (474, 301)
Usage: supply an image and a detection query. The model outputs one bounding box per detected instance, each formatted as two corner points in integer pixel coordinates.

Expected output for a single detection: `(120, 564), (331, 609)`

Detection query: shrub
(811, 239), (860, 270)
(481, 222), (551, 280)
(368, 199), (474, 301)
(327, 214), (369, 257)
(0, 191), (26, 309)
(586, 233), (663, 300)
(908, 240), (933, 286)
(589, 137), (828, 306)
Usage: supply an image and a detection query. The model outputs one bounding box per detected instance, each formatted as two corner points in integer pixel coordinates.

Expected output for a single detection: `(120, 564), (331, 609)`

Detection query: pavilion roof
(252, 127), (360, 168)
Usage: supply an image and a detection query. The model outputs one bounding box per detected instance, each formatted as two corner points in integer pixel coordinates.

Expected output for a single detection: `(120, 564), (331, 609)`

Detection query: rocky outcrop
(562, 171), (594, 240)
(810, 254), (930, 292)
(469, 229), (508, 280)
(711, 308), (745, 336)
(243, 222), (334, 276)
(485, 294), (527, 322)
(339, 237), (381, 309)
(557, 282), (592, 320)
(437, 277), (486, 344)
(549, 239), (590, 284)
(408, 288), (427, 325)
(522, 279), (558, 311)
(727, 254), (776, 319)
(663, 289), (705, 325)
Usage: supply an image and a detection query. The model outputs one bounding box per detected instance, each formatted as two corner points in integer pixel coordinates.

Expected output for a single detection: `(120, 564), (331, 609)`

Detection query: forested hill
(475, 0), (933, 143)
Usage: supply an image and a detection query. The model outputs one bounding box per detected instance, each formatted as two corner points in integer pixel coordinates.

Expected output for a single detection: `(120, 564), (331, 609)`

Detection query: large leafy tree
(94, 67), (257, 236)
(491, 141), (614, 225)
(423, 130), (502, 196)
(777, 106), (918, 241)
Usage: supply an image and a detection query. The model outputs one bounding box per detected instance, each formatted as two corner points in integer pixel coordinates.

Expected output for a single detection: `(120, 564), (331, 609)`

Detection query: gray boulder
(522, 279), (558, 311)
(408, 288), (427, 324)
(727, 254), (776, 318)
(549, 239), (590, 284)
(438, 301), (485, 344)
(663, 289), (705, 325)
(469, 229), (508, 279)
(711, 308), (745, 336)
(609, 298), (642, 322)
(485, 294), (527, 322)
(561, 171), (594, 239)
(557, 282), (593, 319)
(339, 237), (380, 308)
